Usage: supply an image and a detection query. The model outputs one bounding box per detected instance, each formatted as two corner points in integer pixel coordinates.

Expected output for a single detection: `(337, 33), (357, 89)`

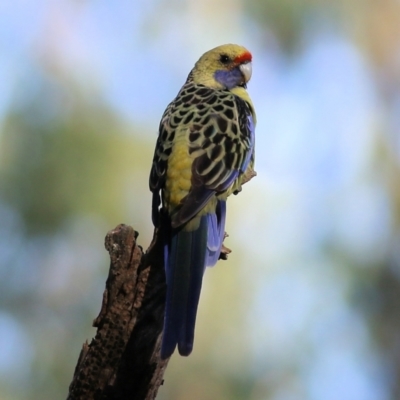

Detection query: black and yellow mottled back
(150, 78), (255, 228)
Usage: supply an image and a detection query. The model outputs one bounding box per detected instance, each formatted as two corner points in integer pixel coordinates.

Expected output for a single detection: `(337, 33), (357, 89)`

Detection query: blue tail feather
(161, 200), (227, 359)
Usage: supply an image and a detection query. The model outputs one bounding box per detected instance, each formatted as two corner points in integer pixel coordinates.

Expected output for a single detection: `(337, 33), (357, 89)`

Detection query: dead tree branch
(67, 224), (169, 400)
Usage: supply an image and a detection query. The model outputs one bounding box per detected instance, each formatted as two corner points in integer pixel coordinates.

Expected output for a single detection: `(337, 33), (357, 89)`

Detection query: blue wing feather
(206, 200), (226, 266)
(240, 114), (255, 174)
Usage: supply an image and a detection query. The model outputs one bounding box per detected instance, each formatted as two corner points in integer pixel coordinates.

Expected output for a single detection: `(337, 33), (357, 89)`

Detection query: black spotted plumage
(149, 78), (254, 227)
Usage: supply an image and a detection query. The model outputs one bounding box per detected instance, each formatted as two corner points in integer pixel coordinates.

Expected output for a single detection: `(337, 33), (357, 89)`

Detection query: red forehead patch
(234, 51), (252, 64)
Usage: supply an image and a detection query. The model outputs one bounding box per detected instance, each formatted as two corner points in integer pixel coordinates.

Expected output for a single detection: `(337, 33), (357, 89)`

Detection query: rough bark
(67, 224), (169, 400)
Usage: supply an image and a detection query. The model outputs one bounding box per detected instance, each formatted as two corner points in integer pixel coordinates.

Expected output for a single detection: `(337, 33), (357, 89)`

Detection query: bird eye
(219, 54), (230, 64)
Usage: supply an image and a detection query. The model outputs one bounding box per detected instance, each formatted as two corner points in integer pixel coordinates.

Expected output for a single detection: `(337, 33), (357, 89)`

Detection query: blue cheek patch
(214, 68), (243, 89)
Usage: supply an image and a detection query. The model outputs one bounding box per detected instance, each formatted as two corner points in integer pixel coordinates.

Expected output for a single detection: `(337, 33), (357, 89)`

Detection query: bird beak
(239, 62), (252, 83)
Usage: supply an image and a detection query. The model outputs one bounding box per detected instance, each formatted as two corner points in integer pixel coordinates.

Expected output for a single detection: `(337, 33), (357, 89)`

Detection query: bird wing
(150, 83), (255, 228)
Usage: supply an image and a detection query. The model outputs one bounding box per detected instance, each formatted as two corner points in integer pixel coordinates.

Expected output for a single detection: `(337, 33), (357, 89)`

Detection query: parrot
(149, 44), (256, 359)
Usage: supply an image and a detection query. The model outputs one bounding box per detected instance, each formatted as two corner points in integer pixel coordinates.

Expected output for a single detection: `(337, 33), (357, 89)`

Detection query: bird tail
(161, 200), (226, 359)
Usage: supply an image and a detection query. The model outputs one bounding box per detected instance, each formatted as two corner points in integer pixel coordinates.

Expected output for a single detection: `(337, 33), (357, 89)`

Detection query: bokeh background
(1, 1), (400, 399)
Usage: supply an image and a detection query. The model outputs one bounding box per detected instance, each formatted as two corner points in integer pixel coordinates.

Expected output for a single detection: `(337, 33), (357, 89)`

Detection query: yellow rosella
(149, 44), (256, 359)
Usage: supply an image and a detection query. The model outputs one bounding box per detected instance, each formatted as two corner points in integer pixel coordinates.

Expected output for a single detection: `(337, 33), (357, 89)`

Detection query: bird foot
(242, 168), (257, 185)
(219, 232), (232, 260)
(233, 169), (257, 195)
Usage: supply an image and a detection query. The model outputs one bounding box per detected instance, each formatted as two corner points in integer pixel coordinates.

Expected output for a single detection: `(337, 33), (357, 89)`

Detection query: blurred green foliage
(0, 81), (151, 234)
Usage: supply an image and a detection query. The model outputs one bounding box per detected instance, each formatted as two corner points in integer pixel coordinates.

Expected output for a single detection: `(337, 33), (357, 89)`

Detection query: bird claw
(242, 168), (257, 185)
(219, 232), (232, 260)
(233, 169), (257, 195)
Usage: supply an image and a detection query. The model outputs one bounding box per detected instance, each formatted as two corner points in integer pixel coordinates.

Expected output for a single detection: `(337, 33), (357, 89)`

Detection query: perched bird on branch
(149, 44), (256, 359)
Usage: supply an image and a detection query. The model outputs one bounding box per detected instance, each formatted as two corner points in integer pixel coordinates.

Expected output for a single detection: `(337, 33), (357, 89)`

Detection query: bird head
(191, 44), (252, 90)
